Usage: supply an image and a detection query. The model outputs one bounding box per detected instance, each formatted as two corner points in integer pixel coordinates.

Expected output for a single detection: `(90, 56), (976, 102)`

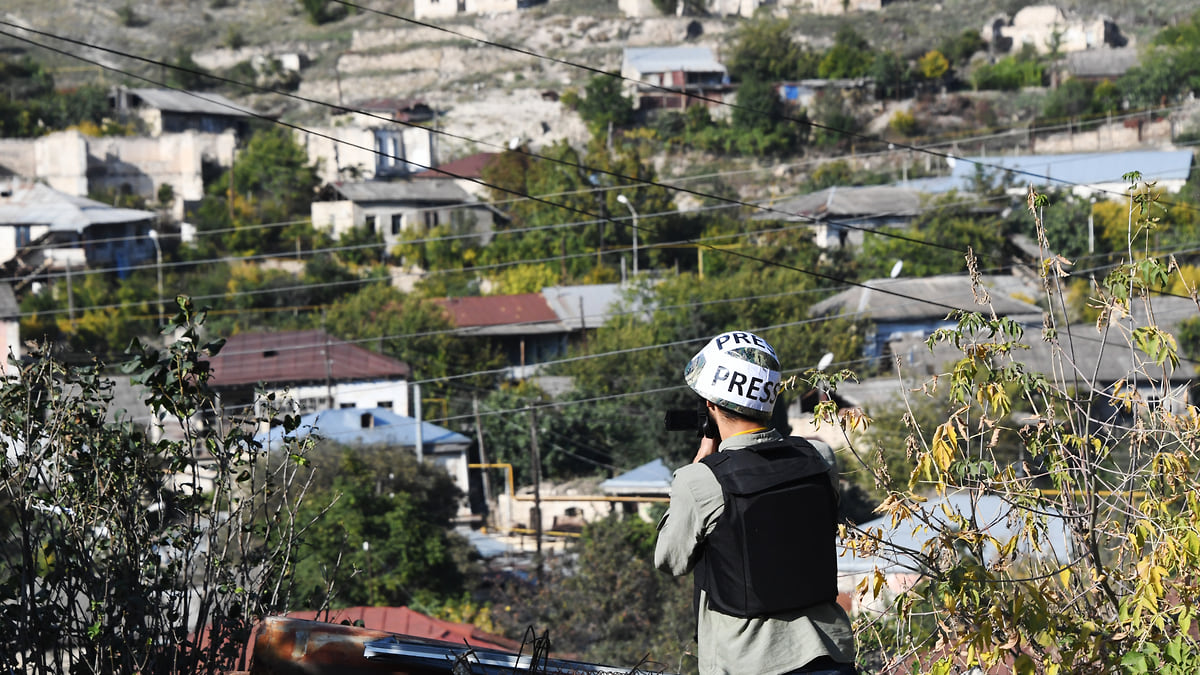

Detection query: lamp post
(148, 229), (163, 320)
(615, 194), (638, 277)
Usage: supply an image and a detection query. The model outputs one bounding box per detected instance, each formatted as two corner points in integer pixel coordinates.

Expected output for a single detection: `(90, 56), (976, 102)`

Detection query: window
(391, 214), (403, 235)
(377, 401), (393, 410)
(364, 215), (376, 233)
(340, 402), (356, 409)
(424, 210), (439, 229)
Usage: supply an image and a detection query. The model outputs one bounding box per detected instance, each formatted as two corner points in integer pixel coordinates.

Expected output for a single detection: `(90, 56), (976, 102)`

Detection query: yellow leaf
(931, 422), (958, 471)
(1058, 567), (1070, 588)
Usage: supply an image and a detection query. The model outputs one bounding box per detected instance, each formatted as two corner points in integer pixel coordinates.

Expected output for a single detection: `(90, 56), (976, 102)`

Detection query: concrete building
(754, 185), (923, 249)
(310, 178), (499, 253)
(0, 129), (236, 220)
(295, 123), (438, 185)
(621, 46), (731, 111)
(984, 6), (1130, 56)
(0, 179), (159, 289)
(412, 0), (545, 19)
(110, 87), (255, 138)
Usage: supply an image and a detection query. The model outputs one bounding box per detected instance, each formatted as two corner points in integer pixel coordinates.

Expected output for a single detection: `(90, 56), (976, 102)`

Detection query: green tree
(730, 77), (805, 155)
(492, 515), (694, 667)
(857, 195), (1009, 279)
(818, 25), (874, 79)
(727, 17), (805, 82)
(576, 73), (634, 137)
(939, 29), (986, 67)
(871, 50), (910, 100)
(290, 445), (475, 608)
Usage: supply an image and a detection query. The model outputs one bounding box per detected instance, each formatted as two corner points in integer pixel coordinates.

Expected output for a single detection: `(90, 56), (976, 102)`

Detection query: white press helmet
(683, 330), (782, 421)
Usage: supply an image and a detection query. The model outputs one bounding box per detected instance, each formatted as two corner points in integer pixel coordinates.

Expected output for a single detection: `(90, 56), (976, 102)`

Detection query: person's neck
(713, 415), (768, 441)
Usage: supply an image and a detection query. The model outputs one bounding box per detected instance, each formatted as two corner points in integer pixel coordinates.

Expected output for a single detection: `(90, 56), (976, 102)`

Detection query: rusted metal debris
(246, 616), (674, 675)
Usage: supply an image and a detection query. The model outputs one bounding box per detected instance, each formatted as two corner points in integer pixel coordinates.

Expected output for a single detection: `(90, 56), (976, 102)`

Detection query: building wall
(265, 380), (410, 417)
(0, 138), (37, 178)
(465, 0), (518, 12)
(618, 0), (660, 17)
(34, 131), (89, 196)
(806, 0), (882, 14)
(297, 125), (437, 184)
(413, 0), (463, 19)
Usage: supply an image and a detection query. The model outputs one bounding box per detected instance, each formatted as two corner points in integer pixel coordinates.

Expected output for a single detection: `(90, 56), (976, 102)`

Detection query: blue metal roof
(599, 458), (672, 495)
(255, 407), (470, 451)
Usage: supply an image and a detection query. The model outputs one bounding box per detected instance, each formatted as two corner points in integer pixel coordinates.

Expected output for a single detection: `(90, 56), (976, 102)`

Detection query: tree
(818, 25), (874, 79)
(730, 77), (805, 155)
(727, 17), (804, 82)
(917, 49), (950, 81)
(290, 445), (475, 609)
(492, 515), (694, 668)
(871, 50), (911, 100)
(576, 74), (634, 137)
(0, 299), (319, 674)
(842, 180), (1200, 673)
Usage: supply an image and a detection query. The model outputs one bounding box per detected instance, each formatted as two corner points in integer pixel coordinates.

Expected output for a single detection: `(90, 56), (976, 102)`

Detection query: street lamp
(148, 229), (163, 320)
(615, 194), (638, 277)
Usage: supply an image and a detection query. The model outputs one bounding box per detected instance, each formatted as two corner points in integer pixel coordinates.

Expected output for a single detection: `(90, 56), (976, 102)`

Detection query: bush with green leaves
(0, 298), (320, 675)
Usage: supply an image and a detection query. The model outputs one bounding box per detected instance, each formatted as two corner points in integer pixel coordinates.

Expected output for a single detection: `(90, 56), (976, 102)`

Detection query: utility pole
(528, 405), (542, 579)
(473, 395), (492, 527)
(413, 382), (424, 462)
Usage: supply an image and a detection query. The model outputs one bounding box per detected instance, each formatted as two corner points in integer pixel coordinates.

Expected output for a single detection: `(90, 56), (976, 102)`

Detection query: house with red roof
(203, 329), (412, 421)
(434, 293), (565, 378)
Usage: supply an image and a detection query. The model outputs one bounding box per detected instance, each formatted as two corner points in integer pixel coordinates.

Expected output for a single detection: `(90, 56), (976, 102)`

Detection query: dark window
(391, 214), (403, 235)
(364, 215), (376, 233)
(424, 210), (439, 229)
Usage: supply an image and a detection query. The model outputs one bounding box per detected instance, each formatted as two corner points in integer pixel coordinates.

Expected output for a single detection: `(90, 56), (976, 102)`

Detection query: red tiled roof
(433, 294), (559, 328)
(411, 152), (499, 180)
(285, 606), (521, 652)
(204, 329), (410, 388)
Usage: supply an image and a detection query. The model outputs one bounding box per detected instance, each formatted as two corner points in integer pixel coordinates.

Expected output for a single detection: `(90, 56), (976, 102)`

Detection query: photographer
(654, 331), (856, 675)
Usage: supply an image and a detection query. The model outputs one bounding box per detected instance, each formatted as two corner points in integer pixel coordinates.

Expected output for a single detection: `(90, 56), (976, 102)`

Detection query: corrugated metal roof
(204, 329), (410, 388)
(909, 150), (1193, 194)
(759, 185), (923, 220)
(623, 46), (726, 75)
(810, 275), (1042, 321)
(0, 180), (155, 230)
(255, 407), (468, 451)
(329, 178), (472, 203)
(435, 293), (560, 329)
(837, 491), (1070, 576)
(127, 87), (255, 117)
(541, 283), (643, 330)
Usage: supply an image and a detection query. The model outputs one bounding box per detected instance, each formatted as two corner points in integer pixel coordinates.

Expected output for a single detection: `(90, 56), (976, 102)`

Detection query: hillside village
(6, 0), (1200, 672)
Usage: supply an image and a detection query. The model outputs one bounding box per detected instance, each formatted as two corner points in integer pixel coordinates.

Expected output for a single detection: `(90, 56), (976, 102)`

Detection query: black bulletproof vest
(694, 438), (838, 618)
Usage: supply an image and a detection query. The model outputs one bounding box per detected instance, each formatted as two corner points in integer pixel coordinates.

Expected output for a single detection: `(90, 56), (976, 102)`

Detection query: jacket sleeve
(654, 463), (724, 576)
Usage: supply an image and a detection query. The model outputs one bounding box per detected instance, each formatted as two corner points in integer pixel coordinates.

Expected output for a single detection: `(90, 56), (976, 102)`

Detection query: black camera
(663, 400), (718, 439)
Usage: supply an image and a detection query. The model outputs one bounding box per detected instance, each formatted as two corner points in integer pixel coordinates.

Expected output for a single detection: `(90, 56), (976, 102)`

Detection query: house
(297, 120), (438, 184)
(983, 6), (1130, 56)
(109, 87), (256, 138)
(621, 46), (731, 112)
(410, 151), (499, 200)
(412, 0), (545, 20)
(434, 284), (643, 379)
(434, 293), (565, 378)
(202, 329), (411, 421)
(808, 274), (1043, 361)
(0, 179), (159, 289)
(598, 458), (673, 521)
(753, 185), (923, 249)
(908, 150), (1193, 199)
(0, 129), (237, 220)
(255, 407), (472, 499)
(775, 79), (874, 110)
(310, 179), (500, 253)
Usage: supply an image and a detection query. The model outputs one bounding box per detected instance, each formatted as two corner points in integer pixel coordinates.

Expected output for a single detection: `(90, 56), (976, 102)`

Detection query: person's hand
(692, 436), (718, 463)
